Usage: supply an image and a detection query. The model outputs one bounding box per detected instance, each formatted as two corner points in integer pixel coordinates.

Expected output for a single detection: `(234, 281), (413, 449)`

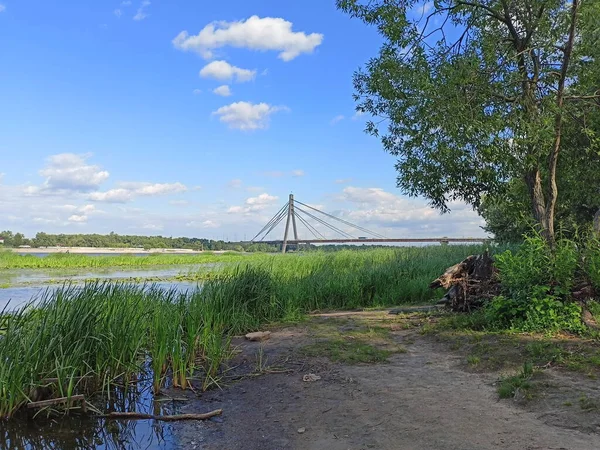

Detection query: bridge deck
(254, 238), (489, 244)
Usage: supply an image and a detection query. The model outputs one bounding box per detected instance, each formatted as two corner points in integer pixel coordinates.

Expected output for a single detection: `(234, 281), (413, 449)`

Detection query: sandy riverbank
(12, 247), (218, 255)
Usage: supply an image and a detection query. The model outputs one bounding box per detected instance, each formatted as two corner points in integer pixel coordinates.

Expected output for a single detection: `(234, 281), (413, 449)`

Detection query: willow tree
(337, 0), (600, 243)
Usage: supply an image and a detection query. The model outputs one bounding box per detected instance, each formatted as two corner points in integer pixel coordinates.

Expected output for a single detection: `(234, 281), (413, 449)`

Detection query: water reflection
(0, 370), (186, 449)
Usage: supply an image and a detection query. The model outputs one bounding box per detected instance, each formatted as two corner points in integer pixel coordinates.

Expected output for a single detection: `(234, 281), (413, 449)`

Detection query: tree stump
(430, 252), (499, 312)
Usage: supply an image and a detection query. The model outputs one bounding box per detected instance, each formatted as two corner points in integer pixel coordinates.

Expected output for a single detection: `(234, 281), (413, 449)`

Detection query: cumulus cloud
(29, 153), (110, 194)
(337, 186), (484, 235)
(200, 61), (255, 82)
(212, 101), (287, 130)
(192, 89), (202, 95)
(133, 0), (150, 21)
(121, 0), (132, 5)
(88, 188), (133, 203)
(172, 15), (323, 61)
(68, 214), (88, 223)
(330, 115), (345, 125)
(89, 182), (187, 203)
(227, 193), (279, 214)
(213, 85), (232, 97)
(291, 169), (305, 177)
(79, 204), (97, 214)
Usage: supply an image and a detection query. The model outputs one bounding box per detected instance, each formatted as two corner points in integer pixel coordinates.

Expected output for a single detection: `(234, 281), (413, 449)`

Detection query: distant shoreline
(12, 247), (214, 255)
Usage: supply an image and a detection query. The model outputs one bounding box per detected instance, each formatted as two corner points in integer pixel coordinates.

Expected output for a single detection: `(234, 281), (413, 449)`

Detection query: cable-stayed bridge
(250, 195), (488, 252)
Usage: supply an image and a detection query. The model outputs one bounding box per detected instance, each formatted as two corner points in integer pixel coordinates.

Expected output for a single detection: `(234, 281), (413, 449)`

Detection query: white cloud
(0, 5), (5, 13)
(416, 2), (434, 16)
(133, 0), (150, 21)
(228, 179), (243, 188)
(79, 204), (96, 214)
(0, 173), (4, 183)
(134, 182), (187, 196)
(227, 193), (279, 214)
(337, 186), (484, 235)
(192, 89), (202, 95)
(114, 8), (122, 18)
(212, 101), (287, 130)
(142, 223), (163, 231)
(121, 0), (132, 5)
(291, 169), (305, 177)
(330, 115), (345, 125)
(172, 15), (323, 61)
(352, 110), (365, 120)
(89, 182), (187, 203)
(200, 61), (255, 83)
(32, 153), (110, 193)
(187, 219), (219, 229)
(213, 85), (232, 97)
(89, 188), (133, 203)
(68, 214), (88, 223)
(246, 193), (278, 206)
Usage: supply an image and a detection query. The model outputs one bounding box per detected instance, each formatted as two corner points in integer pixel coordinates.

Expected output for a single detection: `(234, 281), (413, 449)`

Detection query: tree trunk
(543, 0), (580, 246)
(525, 169), (550, 238)
(594, 209), (600, 235)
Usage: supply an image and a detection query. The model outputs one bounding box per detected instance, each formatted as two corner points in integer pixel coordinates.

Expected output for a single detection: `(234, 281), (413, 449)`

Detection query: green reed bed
(0, 251), (247, 270)
(0, 245), (497, 419)
(0, 283), (232, 419)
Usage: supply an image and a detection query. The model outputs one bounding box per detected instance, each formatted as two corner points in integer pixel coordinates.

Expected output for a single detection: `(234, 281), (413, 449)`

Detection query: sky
(0, 0), (486, 241)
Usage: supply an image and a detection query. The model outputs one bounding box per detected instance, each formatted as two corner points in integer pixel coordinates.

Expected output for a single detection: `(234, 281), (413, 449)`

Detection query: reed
(0, 245), (500, 418)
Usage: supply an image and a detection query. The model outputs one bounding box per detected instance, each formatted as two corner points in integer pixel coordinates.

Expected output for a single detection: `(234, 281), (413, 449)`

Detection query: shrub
(488, 234), (583, 333)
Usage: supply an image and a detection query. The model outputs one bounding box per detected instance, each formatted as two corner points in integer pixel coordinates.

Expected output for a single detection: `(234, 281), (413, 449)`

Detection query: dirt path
(172, 312), (600, 450)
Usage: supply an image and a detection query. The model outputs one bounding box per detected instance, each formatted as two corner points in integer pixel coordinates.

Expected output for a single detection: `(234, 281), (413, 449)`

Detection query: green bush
(487, 234), (583, 333)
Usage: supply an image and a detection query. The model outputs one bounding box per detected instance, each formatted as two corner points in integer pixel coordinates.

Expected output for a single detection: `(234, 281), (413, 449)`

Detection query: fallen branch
(28, 395), (87, 412)
(104, 409), (223, 421)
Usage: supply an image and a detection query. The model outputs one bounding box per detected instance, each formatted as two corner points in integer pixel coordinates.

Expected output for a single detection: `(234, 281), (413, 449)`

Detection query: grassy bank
(0, 251), (247, 269)
(0, 245), (494, 418)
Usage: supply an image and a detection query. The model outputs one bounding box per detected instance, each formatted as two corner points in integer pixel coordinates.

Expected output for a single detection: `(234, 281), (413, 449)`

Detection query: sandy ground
(169, 311), (600, 450)
(12, 247), (223, 254)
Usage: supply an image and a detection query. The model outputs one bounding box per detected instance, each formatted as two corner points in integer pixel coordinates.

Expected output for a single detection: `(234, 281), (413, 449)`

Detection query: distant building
(0, 238), (4, 245)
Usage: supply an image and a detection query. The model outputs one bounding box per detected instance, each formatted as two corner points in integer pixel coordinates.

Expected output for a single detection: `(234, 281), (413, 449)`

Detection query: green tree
(337, 0), (600, 243)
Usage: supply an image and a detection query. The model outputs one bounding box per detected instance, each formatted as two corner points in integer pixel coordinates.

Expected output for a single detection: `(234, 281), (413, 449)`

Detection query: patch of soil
(171, 311), (600, 450)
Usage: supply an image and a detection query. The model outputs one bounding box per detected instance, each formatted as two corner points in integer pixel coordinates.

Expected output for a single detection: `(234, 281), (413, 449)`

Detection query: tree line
(0, 231), (280, 253)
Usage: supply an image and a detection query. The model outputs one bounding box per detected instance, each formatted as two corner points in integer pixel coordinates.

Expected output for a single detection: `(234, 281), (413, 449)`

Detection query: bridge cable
(259, 207), (289, 241)
(250, 203), (288, 241)
(294, 200), (387, 239)
(294, 209), (327, 240)
(294, 206), (356, 239)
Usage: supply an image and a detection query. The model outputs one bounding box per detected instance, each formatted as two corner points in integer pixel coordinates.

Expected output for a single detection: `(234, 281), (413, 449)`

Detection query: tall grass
(0, 245), (496, 418)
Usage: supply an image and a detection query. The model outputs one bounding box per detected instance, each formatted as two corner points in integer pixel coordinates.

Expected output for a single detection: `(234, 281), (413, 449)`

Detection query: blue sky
(0, 0), (485, 240)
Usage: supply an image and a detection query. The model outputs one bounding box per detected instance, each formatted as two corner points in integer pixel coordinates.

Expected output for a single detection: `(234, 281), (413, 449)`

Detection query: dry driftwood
(431, 252), (499, 312)
(104, 409), (223, 421)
